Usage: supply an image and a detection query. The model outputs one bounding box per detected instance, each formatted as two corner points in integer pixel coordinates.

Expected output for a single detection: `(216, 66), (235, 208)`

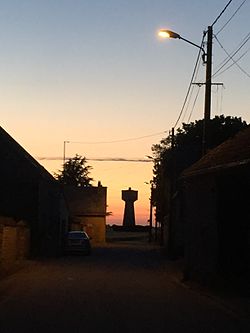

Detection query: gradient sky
(1, 1), (249, 225)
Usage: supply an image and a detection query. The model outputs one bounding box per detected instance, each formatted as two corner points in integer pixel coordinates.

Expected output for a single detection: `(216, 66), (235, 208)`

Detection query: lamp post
(203, 26), (213, 155)
(145, 181), (153, 242)
(158, 27), (213, 155)
(63, 140), (70, 165)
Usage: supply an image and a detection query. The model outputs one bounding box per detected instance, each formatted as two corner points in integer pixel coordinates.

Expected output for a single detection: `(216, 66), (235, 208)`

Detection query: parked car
(64, 231), (91, 255)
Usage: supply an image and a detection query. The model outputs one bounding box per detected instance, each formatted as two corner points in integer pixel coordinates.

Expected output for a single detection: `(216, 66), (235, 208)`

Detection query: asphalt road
(0, 242), (249, 333)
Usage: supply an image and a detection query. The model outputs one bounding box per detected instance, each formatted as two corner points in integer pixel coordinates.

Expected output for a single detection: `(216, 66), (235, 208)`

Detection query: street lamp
(158, 27), (213, 155)
(158, 29), (206, 58)
(158, 30), (180, 39)
(63, 140), (70, 165)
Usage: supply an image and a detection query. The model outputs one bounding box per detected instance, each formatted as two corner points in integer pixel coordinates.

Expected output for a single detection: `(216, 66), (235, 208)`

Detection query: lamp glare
(158, 31), (170, 38)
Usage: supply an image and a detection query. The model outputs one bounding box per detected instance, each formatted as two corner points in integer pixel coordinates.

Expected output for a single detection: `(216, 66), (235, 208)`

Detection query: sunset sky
(1, 1), (249, 225)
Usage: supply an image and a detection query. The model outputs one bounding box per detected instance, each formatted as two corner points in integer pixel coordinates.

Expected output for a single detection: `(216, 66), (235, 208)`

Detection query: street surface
(0, 242), (249, 333)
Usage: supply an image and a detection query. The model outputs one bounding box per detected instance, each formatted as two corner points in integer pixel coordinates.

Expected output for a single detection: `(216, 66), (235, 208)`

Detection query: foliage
(152, 115), (248, 180)
(55, 154), (93, 187)
(151, 115), (248, 222)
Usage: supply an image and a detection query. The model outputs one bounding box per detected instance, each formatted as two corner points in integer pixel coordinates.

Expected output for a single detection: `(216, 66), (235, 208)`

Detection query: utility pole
(148, 184), (153, 243)
(166, 127), (175, 256)
(63, 141), (70, 166)
(202, 25), (213, 155)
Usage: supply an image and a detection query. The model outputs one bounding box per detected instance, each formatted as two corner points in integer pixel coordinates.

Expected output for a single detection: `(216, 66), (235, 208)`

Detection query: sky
(1, 0), (249, 225)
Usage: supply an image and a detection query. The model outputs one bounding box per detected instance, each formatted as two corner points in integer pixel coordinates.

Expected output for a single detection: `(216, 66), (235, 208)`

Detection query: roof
(0, 126), (55, 182)
(182, 126), (250, 178)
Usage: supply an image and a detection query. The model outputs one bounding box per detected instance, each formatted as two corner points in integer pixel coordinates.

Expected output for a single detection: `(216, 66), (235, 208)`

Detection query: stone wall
(0, 217), (30, 273)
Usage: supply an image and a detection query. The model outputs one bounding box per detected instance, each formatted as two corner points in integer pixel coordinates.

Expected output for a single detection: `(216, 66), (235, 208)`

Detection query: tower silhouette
(122, 187), (138, 227)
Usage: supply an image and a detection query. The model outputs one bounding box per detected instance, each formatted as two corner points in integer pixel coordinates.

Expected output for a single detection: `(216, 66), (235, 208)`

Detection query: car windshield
(67, 232), (88, 240)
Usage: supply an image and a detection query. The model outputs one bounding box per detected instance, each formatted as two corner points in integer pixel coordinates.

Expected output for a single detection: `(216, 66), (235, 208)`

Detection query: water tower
(122, 187), (138, 227)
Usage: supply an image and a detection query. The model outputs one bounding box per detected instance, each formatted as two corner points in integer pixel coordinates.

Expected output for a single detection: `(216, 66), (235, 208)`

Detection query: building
(0, 126), (68, 258)
(63, 184), (107, 245)
(181, 126), (250, 283)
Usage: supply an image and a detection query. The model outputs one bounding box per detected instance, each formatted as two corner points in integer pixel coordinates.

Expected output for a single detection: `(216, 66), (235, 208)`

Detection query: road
(0, 242), (249, 333)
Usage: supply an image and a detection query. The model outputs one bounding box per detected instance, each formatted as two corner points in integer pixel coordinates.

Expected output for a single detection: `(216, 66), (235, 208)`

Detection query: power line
(216, 84), (225, 115)
(187, 86), (201, 123)
(211, 0), (234, 27)
(214, 35), (250, 78)
(214, 32), (250, 70)
(214, 48), (250, 78)
(216, 0), (248, 35)
(181, 54), (202, 123)
(213, 33), (250, 78)
(173, 34), (205, 129)
(69, 131), (167, 144)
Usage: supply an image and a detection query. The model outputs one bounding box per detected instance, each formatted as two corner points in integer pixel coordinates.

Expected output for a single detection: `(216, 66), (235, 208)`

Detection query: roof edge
(181, 158), (250, 179)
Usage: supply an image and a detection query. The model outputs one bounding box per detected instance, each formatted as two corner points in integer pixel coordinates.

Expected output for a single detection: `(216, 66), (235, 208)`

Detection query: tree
(152, 115), (248, 182)
(55, 154), (93, 187)
(151, 115), (248, 236)
(152, 115), (247, 178)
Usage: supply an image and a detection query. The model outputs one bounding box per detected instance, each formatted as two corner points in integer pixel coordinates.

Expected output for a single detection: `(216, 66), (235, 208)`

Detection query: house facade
(63, 184), (107, 245)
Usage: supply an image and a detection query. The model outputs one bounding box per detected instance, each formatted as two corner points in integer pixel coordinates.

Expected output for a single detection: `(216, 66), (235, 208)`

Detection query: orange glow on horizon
(38, 158), (153, 226)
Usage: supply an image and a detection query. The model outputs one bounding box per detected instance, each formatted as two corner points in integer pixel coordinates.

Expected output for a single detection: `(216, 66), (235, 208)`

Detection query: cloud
(36, 156), (153, 163)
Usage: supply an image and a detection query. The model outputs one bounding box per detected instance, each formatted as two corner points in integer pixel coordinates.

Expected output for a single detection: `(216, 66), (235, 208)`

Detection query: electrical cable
(220, 85), (224, 115)
(214, 49), (250, 78)
(181, 54), (202, 123)
(181, 83), (195, 123)
(214, 32), (250, 70)
(211, 0), (234, 27)
(213, 33), (250, 78)
(68, 131), (167, 145)
(187, 86), (201, 123)
(173, 34), (205, 129)
(213, 32), (250, 75)
(216, 0), (248, 35)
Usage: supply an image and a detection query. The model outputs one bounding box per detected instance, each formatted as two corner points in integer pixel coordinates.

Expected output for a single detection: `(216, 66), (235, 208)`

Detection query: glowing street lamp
(158, 29), (205, 56)
(158, 29), (180, 39)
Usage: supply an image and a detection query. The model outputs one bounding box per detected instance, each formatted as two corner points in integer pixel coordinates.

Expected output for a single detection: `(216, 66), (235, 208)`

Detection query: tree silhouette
(152, 115), (248, 178)
(152, 115), (248, 226)
(55, 154), (93, 187)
